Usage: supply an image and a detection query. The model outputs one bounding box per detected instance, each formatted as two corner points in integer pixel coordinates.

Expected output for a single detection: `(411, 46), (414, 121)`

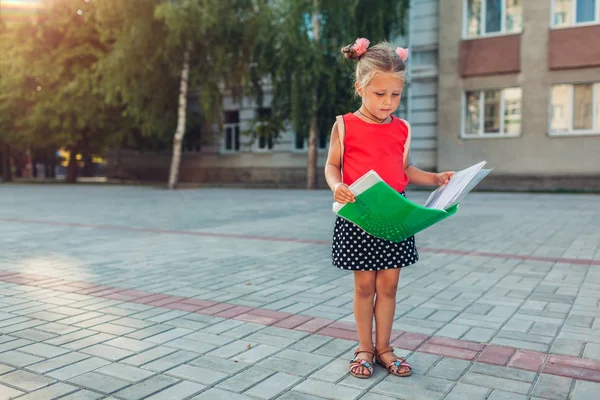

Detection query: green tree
(1, 0), (128, 183)
(96, 0), (264, 189)
(251, 0), (409, 189)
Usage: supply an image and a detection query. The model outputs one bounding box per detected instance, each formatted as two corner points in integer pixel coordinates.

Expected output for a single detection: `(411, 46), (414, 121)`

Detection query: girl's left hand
(436, 171), (455, 186)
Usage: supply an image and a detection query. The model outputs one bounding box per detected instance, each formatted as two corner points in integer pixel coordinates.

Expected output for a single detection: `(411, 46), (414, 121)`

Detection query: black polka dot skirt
(332, 193), (419, 271)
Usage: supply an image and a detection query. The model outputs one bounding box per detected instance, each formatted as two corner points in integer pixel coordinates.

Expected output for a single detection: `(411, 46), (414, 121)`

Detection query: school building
(107, 0), (600, 190)
(437, 0), (600, 190)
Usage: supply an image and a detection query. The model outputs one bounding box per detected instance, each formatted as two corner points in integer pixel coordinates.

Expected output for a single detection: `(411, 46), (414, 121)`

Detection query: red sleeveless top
(342, 113), (409, 192)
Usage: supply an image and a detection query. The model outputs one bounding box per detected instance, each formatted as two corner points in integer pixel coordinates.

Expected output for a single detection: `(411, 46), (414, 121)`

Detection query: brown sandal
(376, 346), (412, 377)
(349, 347), (375, 379)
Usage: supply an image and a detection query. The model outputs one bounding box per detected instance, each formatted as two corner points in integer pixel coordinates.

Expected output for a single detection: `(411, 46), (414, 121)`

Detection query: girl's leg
(352, 270), (377, 376)
(374, 268), (410, 374)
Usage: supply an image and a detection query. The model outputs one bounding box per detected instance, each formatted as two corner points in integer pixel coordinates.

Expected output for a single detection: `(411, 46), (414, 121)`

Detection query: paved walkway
(0, 185), (599, 400)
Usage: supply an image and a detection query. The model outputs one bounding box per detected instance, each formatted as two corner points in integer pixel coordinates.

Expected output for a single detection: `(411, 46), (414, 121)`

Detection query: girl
(324, 38), (454, 379)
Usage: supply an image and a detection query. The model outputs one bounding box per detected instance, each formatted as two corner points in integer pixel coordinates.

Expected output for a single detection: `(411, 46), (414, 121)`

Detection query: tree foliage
(250, 0), (409, 142)
(0, 0), (409, 185)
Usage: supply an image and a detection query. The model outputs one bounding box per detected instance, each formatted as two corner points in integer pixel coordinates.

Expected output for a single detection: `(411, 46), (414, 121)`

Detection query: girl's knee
(354, 281), (376, 298)
(376, 281), (398, 298)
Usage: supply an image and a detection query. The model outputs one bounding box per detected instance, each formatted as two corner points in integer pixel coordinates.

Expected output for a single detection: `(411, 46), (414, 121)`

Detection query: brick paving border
(2, 270), (599, 384)
(2, 217), (600, 266)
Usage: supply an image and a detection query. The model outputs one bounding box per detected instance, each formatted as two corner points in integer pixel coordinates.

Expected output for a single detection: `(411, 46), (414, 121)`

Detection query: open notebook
(333, 161), (492, 242)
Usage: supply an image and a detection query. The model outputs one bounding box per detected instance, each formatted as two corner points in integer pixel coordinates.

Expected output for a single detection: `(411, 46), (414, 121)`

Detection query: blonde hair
(341, 41), (406, 90)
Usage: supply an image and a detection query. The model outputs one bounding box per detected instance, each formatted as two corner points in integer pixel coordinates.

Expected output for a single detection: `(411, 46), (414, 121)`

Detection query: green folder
(333, 171), (459, 243)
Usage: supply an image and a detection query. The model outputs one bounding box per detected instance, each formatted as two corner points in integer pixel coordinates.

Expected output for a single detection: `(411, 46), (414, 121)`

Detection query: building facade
(438, 0), (600, 189)
(108, 1), (438, 188)
(108, 0), (600, 190)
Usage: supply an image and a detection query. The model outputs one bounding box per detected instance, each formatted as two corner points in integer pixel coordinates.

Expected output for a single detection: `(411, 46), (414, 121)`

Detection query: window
(553, 0), (600, 27)
(462, 87), (522, 137)
(464, 0), (523, 38)
(412, 50), (437, 67)
(294, 132), (328, 151)
(550, 83), (600, 135)
(222, 111), (240, 152)
(256, 108), (274, 150)
(293, 116), (329, 152)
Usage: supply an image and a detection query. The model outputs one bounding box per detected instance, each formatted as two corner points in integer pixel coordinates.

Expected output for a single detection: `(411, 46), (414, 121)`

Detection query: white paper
(332, 170), (381, 214)
(424, 161), (490, 210)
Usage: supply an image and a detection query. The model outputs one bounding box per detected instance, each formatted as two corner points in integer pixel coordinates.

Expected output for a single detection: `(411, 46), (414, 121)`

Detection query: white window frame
(250, 108), (276, 152)
(462, 0), (523, 39)
(220, 123), (241, 153)
(253, 130), (276, 153)
(292, 131), (329, 153)
(460, 87), (522, 139)
(551, 0), (600, 29)
(548, 82), (600, 136)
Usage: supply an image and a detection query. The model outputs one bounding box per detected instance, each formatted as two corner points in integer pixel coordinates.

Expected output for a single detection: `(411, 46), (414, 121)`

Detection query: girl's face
(356, 72), (404, 121)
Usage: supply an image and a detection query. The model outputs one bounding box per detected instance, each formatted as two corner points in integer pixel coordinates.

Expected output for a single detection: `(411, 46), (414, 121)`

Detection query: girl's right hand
(334, 183), (355, 204)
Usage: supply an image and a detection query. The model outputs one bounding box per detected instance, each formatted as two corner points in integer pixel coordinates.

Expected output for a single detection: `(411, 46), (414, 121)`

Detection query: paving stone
(531, 374), (573, 400)
(162, 337), (216, 354)
(0, 370), (54, 391)
(583, 343), (600, 360)
(4, 186), (600, 400)
(245, 372), (302, 399)
(145, 381), (205, 400)
(306, 358), (348, 382)
(12, 328), (57, 342)
(428, 358), (471, 381)
(47, 357), (111, 380)
(371, 380), (444, 400)
(28, 352), (90, 374)
(112, 375), (180, 400)
(216, 365), (275, 392)
(572, 380), (600, 400)
(293, 378), (363, 400)
(0, 338), (32, 352)
(191, 388), (256, 400)
(461, 372), (532, 395)
(209, 340), (260, 359)
(95, 363), (155, 382)
(165, 364), (228, 385)
(121, 347), (178, 367)
(0, 350), (44, 367)
(104, 336), (156, 352)
(0, 365), (14, 375)
(68, 372), (130, 394)
(469, 362), (537, 383)
(183, 331), (236, 346)
(10, 382), (79, 400)
(444, 383), (489, 400)
(551, 338), (585, 357)
(487, 389), (528, 400)
(244, 332), (298, 348)
(126, 325), (174, 340)
(274, 349), (332, 368)
(0, 383), (24, 400)
(141, 350), (199, 372)
(189, 354), (250, 374)
(80, 343), (135, 361)
(44, 329), (98, 346)
(221, 323), (265, 339)
(232, 344), (281, 364)
(462, 328), (496, 343)
(144, 328), (194, 344)
(433, 324), (470, 339)
(289, 335), (332, 353)
(61, 333), (117, 351)
(405, 352), (441, 375)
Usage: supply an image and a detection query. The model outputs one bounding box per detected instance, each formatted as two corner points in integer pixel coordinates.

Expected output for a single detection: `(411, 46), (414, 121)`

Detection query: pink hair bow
(395, 47), (408, 62)
(352, 38), (370, 57)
